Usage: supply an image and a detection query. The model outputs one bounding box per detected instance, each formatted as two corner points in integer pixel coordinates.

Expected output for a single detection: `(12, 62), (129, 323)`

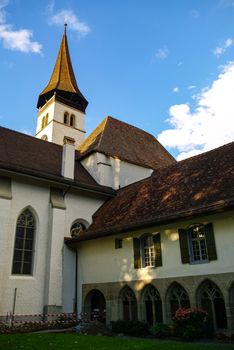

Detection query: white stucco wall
(81, 152), (153, 189)
(0, 180), (51, 315)
(0, 177), (106, 315)
(77, 211), (234, 291)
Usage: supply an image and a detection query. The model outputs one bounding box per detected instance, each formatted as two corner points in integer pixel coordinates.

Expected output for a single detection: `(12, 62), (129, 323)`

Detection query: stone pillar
(43, 188), (66, 314)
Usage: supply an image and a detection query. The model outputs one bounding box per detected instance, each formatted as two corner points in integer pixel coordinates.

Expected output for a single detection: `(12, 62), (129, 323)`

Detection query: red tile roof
(0, 126), (114, 195)
(78, 116), (175, 170)
(71, 141), (234, 242)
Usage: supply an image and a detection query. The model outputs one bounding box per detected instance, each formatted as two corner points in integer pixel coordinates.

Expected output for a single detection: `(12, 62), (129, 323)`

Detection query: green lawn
(0, 333), (233, 350)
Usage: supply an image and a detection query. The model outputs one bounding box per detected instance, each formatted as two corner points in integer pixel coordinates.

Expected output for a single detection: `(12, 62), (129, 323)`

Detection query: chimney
(62, 136), (75, 179)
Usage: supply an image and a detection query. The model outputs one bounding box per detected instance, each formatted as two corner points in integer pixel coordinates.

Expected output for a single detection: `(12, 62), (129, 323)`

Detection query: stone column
(43, 188), (66, 314)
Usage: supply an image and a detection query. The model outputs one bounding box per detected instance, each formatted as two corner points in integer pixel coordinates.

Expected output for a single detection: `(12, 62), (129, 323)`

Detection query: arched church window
(64, 112), (69, 125)
(70, 221), (85, 238)
(143, 285), (163, 325)
(168, 283), (190, 317)
(12, 209), (36, 275)
(119, 286), (137, 321)
(70, 114), (75, 127)
(198, 280), (227, 330)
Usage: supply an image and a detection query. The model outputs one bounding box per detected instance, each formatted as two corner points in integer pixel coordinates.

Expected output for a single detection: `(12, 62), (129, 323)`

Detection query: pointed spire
(37, 26), (88, 112)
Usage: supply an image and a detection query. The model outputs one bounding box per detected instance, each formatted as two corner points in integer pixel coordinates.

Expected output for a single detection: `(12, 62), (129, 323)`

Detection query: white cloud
(158, 62), (234, 160)
(155, 46), (169, 60)
(213, 37), (233, 57)
(187, 85), (196, 90)
(48, 9), (90, 37)
(173, 87), (179, 93)
(0, 1), (42, 53)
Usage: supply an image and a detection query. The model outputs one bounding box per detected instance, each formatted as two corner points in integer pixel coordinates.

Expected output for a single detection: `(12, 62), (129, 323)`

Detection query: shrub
(111, 320), (149, 336)
(173, 308), (208, 339)
(150, 323), (171, 338)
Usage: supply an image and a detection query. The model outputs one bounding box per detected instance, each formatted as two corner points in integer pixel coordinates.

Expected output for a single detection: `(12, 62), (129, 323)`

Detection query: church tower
(35, 25), (88, 147)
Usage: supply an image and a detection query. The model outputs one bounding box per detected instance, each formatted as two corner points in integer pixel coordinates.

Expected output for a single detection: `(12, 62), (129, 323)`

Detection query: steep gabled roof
(37, 27), (88, 112)
(0, 126), (114, 195)
(71, 141), (234, 241)
(78, 116), (175, 169)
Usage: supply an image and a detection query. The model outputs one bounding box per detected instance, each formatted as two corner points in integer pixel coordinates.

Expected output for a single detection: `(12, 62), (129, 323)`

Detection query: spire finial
(64, 22), (67, 33)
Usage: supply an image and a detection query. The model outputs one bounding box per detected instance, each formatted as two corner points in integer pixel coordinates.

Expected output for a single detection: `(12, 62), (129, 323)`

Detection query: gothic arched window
(12, 209), (36, 275)
(198, 280), (227, 330)
(143, 285), (163, 325)
(168, 283), (190, 317)
(120, 286), (137, 321)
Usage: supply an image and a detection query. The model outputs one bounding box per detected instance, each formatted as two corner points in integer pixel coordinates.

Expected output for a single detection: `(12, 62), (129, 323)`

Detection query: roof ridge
(97, 116), (110, 148)
(177, 141), (234, 164)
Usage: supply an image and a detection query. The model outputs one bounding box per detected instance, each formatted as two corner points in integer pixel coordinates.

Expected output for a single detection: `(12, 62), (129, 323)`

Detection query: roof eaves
(67, 197), (234, 243)
(0, 162), (116, 196)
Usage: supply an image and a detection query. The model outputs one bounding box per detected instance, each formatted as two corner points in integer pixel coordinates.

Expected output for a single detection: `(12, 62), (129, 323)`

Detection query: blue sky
(0, 0), (234, 159)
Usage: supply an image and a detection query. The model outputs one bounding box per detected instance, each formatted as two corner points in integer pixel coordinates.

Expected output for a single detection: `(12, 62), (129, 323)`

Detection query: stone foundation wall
(82, 272), (234, 331)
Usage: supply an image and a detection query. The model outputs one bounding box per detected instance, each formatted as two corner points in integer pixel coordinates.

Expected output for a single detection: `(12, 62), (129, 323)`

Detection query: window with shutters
(133, 233), (162, 269)
(178, 222), (217, 264)
(142, 235), (155, 267)
(12, 209), (36, 275)
(188, 224), (208, 262)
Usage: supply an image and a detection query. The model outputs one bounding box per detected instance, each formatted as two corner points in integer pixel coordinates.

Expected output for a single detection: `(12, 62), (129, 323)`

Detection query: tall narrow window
(120, 286), (137, 321)
(12, 209), (35, 275)
(70, 114), (75, 127)
(188, 224), (208, 262)
(64, 112), (69, 125)
(41, 116), (45, 129)
(143, 285), (163, 325)
(198, 280), (227, 330)
(142, 236), (155, 267)
(45, 113), (49, 125)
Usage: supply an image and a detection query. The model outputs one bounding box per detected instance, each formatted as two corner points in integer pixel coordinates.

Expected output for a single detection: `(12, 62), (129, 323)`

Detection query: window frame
(178, 222), (217, 265)
(133, 233), (162, 269)
(188, 224), (208, 264)
(141, 235), (155, 268)
(12, 209), (36, 276)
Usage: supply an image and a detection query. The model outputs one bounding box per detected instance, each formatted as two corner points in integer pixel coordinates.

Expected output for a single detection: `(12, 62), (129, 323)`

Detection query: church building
(0, 27), (234, 333)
